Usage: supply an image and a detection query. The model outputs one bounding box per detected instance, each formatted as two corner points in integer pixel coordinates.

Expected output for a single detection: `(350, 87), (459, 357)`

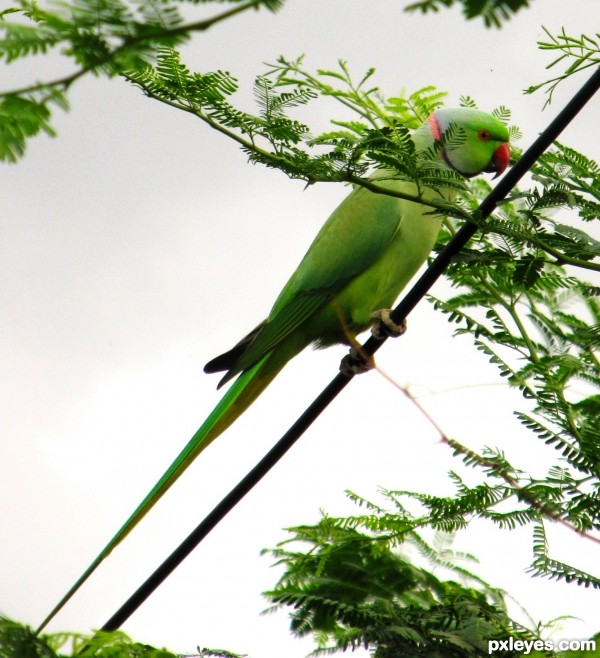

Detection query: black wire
(101, 66), (600, 633)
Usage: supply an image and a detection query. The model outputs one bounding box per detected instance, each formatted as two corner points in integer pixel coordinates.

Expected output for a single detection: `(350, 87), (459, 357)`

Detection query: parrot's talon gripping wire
(370, 309), (408, 340)
(339, 347), (374, 377)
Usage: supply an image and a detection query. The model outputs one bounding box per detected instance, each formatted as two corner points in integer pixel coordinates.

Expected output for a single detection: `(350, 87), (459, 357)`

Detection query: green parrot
(39, 108), (509, 630)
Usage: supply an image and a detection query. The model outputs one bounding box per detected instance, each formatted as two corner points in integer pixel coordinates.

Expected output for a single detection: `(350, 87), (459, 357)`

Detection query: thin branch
(146, 0), (266, 38)
(0, 69), (86, 99)
(506, 297), (542, 363)
(376, 367), (600, 545)
(532, 238), (600, 272)
(346, 175), (472, 218)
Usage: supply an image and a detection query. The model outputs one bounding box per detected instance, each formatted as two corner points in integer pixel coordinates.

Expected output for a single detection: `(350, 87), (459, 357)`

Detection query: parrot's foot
(340, 347), (374, 377)
(371, 309), (407, 340)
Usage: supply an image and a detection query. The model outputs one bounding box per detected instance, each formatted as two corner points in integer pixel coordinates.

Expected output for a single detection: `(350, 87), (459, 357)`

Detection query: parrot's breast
(309, 191), (447, 348)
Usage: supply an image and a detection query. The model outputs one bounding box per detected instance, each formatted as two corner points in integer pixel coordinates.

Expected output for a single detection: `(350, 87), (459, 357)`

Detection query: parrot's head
(426, 108), (510, 179)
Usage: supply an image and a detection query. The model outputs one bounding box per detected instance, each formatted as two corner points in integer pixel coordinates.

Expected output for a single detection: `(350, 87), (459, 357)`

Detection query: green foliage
(0, 0), (283, 161)
(0, 615), (248, 658)
(0, 93), (59, 162)
(0, 616), (183, 658)
(421, 138), (600, 588)
(263, 501), (551, 656)
(526, 28), (600, 105)
(1, 0), (186, 70)
(403, 0), (533, 28)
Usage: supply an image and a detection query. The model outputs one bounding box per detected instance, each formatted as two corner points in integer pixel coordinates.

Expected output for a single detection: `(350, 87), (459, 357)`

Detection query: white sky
(2, 1), (599, 656)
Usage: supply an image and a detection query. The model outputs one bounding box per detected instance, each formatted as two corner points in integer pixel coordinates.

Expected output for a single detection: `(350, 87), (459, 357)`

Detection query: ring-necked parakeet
(41, 108), (509, 627)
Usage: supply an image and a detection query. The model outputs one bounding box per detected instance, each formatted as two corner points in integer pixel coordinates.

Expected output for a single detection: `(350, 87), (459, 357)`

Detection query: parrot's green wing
(219, 182), (407, 383)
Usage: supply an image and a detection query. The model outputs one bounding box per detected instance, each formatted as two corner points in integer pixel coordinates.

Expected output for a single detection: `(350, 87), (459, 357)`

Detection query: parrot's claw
(340, 347), (374, 377)
(371, 309), (407, 340)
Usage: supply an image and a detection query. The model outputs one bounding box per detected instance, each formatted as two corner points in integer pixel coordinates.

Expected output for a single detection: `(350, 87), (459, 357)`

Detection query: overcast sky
(2, 1), (599, 656)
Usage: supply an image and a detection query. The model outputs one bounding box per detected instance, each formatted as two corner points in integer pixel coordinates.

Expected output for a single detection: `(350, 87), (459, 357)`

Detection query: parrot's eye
(478, 129), (491, 142)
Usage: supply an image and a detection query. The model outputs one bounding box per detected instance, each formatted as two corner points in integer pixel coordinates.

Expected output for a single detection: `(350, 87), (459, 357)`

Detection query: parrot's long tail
(36, 349), (290, 633)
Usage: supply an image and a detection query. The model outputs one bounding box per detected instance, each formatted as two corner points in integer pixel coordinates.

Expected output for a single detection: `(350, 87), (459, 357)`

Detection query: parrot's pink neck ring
(427, 113), (442, 140)
(427, 112), (453, 170)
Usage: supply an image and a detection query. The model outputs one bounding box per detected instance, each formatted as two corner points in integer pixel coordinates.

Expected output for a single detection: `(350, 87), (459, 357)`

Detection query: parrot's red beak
(488, 142), (510, 178)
